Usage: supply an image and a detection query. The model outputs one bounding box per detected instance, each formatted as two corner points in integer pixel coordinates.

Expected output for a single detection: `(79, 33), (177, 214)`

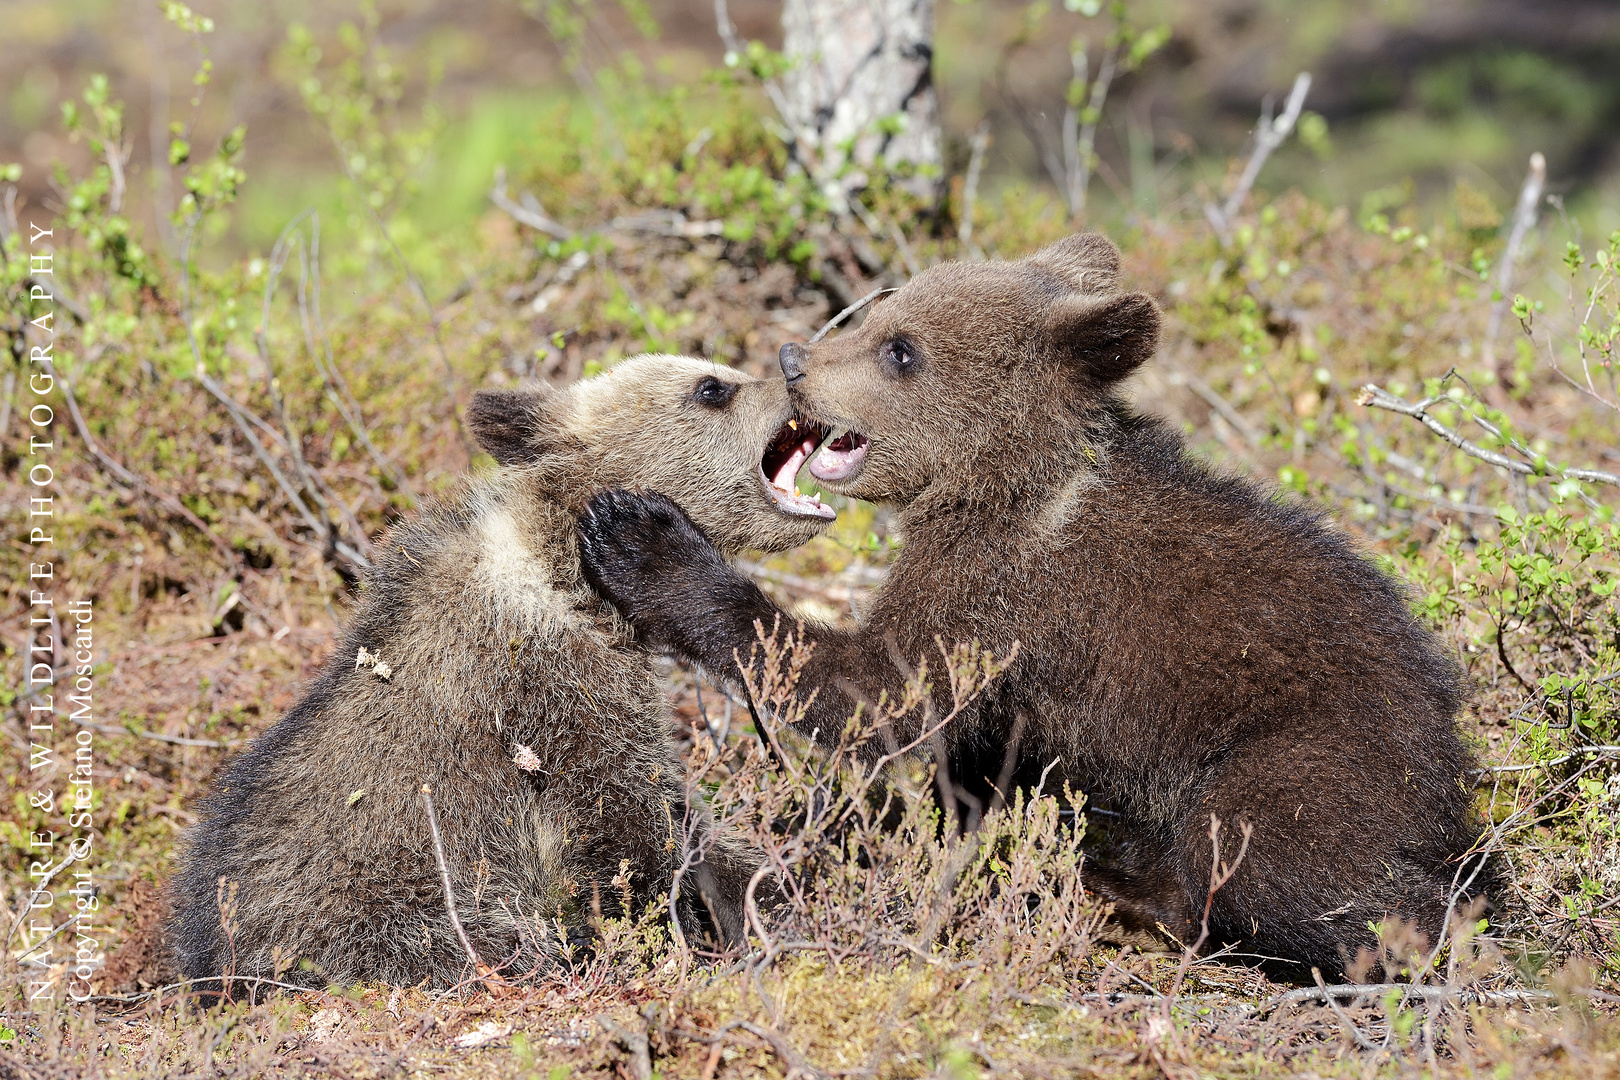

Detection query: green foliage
(57, 75), (152, 288)
(1557, 230), (1620, 382)
(283, 9), (443, 221)
(512, 70), (834, 269)
(1482, 504), (1617, 732)
(1297, 110), (1333, 159)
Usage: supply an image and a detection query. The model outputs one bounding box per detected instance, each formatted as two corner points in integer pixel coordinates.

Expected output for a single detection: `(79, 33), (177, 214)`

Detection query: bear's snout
(779, 341), (807, 385)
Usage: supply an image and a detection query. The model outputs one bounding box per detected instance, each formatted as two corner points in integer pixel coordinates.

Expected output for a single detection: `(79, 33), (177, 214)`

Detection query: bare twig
(420, 783), (485, 977)
(7, 842), (86, 945)
(1266, 981), (1555, 1011)
(89, 974), (336, 1004)
(257, 212), (373, 563)
(1167, 813), (1253, 1003)
(176, 210), (371, 569)
(1357, 382), (1620, 488)
(490, 166), (574, 240)
(103, 124), (128, 217)
(735, 1020), (830, 1080)
(1484, 152), (1547, 389)
(1065, 45), (1117, 218)
(192, 364), (370, 568)
(298, 214), (417, 502)
(70, 715), (235, 749)
(693, 672), (732, 752)
(848, 198), (919, 280)
(609, 209), (725, 239)
(808, 286), (899, 343)
(1207, 72), (1311, 239)
(597, 1014), (653, 1080)
(141, 0), (177, 252)
(1408, 757), (1610, 1014)
(1164, 367), (1262, 448)
(959, 120), (991, 254)
(742, 863), (779, 1020)
(1311, 967), (1381, 1049)
(714, 0), (802, 153)
(324, 128), (471, 460)
(493, 168), (722, 243)
(1471, 745), (1620, 774)
(40, 353), (239, 564)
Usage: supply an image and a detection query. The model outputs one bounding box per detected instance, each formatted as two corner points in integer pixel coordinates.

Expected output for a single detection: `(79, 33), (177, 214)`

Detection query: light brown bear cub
(578, 237), (1483, 979)
(172, 356), (835, 990)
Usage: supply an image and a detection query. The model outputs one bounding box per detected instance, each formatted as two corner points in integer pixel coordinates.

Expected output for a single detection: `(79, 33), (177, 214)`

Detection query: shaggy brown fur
(171, 356), (833, 990)
(577, 238), (1483, 978)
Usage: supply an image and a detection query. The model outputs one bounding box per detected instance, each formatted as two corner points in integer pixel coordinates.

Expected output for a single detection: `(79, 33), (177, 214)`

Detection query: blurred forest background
(6, 0), (1620, 256)
(4, 1), (1620, 1076)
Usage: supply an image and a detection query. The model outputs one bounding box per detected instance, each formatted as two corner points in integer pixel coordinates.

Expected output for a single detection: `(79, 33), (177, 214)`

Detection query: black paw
(578, 489), (727, 640)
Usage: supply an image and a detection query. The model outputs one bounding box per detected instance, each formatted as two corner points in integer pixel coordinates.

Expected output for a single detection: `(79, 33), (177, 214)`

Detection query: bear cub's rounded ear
(1029, 233), (1122, 294)
(1045, 291), (1161, 388)
(467, 387), (556, 466)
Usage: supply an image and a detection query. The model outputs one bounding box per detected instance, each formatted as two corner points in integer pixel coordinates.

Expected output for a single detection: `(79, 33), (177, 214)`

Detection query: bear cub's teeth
(760, 417), (836, 519)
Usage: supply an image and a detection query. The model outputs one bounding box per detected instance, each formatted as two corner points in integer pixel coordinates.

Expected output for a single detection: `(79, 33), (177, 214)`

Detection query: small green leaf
(1564, 241), (1583, 273)
(348, 788), (366, 807)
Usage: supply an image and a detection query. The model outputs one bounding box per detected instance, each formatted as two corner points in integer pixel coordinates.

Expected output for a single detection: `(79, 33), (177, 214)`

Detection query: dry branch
(324, 127), (471, 460)
(419, 783), (485, 978)
(1063, 45), (1117, 218)
(597, 1014), (653, 1080)
(714, 0), (800, 149)
(41, 353), (239, 564)
(492, 169), (724, 246)
(296, 215), (417, 502)
(256, 214), (374, 564)
(1266, 981), (1554, 1010)
(808, 286), (898, 343)
(490, 166), (574, 240)
(1484, 152), (1547, 388)
(71, 715), (235, 749)
(959, 120), (991, 255)
(1472, 744), (1620, 774)
(1206, 72), (1311, 239)
(1310, 967), (1380, 1049)
(1164, 367), (1262, 448)
(734, 1020), (830, 1080)
(1357, 382), (1620, 488)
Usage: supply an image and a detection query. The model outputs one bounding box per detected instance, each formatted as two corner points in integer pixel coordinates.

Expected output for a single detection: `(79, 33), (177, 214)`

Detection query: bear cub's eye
(881, 338), (920, 375)
(693, 375), (737, 408)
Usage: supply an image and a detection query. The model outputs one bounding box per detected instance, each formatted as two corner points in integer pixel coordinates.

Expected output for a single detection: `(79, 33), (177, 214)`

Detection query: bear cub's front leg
(580, 489), (777, 671)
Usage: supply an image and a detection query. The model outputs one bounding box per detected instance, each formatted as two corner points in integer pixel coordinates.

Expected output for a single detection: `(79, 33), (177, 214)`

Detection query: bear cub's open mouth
(808, 428), (869, 483)
(760, 418), (837, 519)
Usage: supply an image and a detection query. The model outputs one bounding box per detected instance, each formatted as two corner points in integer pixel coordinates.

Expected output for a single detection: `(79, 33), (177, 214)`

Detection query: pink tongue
(772, 437), (819, 490)
(810, 440), (866, 481)
(772, 453), (800, 490)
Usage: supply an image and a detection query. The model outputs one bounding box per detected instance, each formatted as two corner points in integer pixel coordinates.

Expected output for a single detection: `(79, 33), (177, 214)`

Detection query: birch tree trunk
(780, 0), (941, 203)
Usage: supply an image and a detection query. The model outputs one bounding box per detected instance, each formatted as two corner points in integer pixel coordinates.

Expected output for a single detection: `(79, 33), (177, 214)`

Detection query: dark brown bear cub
(576, 236), (1484, 978)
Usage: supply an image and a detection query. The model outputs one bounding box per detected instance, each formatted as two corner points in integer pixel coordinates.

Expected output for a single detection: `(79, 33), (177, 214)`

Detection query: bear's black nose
(779, 342), (807, 385)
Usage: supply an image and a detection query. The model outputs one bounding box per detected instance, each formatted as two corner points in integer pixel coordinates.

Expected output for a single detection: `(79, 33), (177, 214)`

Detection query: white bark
(780, 0), (941, 202)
